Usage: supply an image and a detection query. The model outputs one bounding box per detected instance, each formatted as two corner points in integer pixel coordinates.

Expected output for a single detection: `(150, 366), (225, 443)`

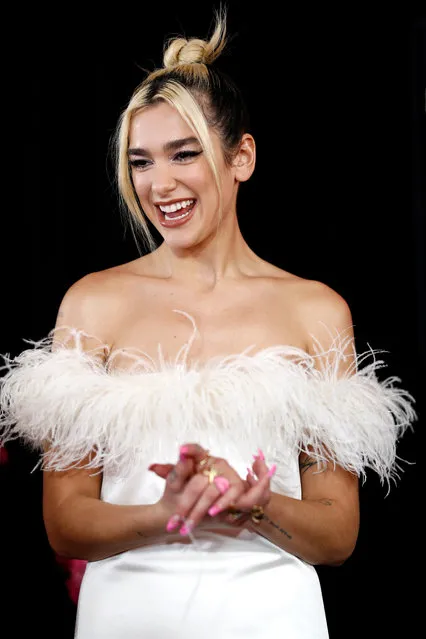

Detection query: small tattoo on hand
(168, 469), (177, 482)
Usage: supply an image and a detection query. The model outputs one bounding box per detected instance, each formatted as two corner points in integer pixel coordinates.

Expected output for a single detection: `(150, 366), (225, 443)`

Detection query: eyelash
(129, 150), (202, 170)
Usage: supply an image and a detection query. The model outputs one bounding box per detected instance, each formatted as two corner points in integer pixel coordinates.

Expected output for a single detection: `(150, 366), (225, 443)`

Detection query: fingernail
(246, 467), (255, 479)
(214, 476), (230, 494)
(166, 514), (181, 532)
(267, 464), (277, 478)
(257, 449), (265, 460)
(179, 452), (187, 462)
(179, 520), (194, 536)
(208, 504), (222, 517)
(179, 445), (189, 455)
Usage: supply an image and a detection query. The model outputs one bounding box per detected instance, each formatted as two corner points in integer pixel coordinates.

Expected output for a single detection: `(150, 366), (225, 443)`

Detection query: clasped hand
(149, 443), (276, 536)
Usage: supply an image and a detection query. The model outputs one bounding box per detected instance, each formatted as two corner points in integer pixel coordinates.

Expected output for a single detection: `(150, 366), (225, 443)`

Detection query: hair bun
(163, 16), (226, 69)
(163, 38), (208, 67)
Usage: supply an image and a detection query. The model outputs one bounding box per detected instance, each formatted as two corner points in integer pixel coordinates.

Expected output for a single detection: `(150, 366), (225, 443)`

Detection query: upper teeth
(159, 199), (194, 214)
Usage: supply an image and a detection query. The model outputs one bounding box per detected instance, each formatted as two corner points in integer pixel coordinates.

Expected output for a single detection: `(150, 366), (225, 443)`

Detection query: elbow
(45, 525), (94, 562)
(49, 538), (96, 562)
(46, 531), (84, 561)
(319, 514), (360, 567)
(320, 536), (358, 567)
(322, 551), (352, 567)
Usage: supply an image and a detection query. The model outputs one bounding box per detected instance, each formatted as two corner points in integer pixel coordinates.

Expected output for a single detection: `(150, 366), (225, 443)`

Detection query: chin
(164, 235), (201, 252)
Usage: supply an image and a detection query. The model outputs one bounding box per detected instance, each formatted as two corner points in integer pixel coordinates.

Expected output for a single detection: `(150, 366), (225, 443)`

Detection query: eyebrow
(128, 136), (200, 157)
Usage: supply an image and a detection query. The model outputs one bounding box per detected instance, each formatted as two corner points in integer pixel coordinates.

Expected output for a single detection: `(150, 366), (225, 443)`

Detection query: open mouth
(157, 199), (197, 228)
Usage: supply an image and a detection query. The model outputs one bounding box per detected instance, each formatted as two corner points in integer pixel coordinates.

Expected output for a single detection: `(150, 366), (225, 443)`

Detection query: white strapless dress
(0, 316), (416, 638)
(75, 456), (329, 639)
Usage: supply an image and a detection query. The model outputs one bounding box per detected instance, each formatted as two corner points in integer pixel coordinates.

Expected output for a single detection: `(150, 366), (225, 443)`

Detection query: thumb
(148, 463), (174, 479)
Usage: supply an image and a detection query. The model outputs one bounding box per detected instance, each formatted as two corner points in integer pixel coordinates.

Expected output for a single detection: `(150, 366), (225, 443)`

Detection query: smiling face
(128, 101), (240, 252)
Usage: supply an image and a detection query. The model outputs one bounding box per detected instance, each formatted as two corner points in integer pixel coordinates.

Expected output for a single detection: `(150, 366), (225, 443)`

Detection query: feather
(0, 319), (417, 491)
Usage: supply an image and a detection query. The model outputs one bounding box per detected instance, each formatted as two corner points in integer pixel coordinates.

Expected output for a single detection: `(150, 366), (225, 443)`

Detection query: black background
(2, 2), (425, 637)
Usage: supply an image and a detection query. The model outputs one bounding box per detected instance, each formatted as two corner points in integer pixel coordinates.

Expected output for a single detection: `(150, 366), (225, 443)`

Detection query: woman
(0, 11), (416, 638)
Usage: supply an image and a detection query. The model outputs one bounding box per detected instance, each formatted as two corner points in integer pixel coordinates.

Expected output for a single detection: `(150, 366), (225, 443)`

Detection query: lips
(156, 200), (197, 228)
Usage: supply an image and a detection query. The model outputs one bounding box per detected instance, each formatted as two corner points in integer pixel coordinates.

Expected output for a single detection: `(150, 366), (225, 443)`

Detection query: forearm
(246, 491), (357, 566)
(46, 496), (168, 562)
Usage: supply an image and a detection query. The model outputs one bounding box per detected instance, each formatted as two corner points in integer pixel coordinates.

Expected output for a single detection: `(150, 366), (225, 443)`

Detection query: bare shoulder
(56, 268), (128, 343)
(293, 278), (351, 319)
(277, 276), (354, 353)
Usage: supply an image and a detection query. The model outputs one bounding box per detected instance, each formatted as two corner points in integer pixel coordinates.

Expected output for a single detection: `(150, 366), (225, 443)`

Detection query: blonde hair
(113, 9), (249, 252)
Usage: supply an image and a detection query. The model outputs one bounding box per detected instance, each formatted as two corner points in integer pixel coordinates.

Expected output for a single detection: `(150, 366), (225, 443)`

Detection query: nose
(151, 162), (177, 198)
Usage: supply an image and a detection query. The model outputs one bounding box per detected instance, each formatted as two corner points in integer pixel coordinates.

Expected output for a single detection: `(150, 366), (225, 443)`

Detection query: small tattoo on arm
(299, 456), (319, 475)
(262, 513), (292, 539)
(317, 499), (333, 506)
(136, 531), (145, 537)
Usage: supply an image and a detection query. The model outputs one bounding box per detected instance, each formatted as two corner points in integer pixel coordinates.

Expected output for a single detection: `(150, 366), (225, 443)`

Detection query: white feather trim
(0, 319), (416, 488)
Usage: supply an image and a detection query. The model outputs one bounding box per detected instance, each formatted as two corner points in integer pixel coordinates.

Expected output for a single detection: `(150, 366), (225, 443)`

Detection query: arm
(246, 453), (359, 566)
(43, 462), (169, 562)
(43, 274), (170, 561)
(246, 282), (360, 566)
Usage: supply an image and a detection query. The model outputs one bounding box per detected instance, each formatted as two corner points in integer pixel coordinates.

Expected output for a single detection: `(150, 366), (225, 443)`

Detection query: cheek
(132, 174), (150, 199)
(191, 170), (218, 202)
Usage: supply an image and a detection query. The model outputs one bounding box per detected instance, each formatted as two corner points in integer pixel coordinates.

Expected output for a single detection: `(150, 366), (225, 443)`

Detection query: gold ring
(196, 451), (213, 472)
(227, 510), (244, 523)
(202, 466), (219, 484)
(250, 505), (264, 524)
(227, 504), (244, 521)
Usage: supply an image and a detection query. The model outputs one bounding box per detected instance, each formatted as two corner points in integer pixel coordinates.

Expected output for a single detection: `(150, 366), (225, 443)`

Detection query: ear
(233, 134), (256, 182)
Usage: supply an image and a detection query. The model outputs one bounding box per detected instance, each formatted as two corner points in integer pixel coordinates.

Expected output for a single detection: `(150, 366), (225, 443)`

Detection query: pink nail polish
(166, 514), (181, 532)
(208, 505), (222, 517)
(258, 449), (265, 461)
(247, 467), (254, 477)
(267, 464), (277, 478)
(179, 445), (189, 455)
(179, 520), (194, 536)
(214, 476), (230, 494)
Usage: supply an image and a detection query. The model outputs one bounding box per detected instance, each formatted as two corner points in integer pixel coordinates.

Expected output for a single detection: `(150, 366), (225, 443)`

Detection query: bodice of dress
(0, 317), (417, 490)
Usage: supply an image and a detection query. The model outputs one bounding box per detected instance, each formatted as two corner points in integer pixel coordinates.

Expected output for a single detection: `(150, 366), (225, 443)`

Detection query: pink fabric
(0, 445), (8, 464)
(56, 556), (87, 604)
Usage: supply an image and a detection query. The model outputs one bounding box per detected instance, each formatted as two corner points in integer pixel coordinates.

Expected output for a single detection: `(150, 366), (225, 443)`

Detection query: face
(128, 101), (239, 251)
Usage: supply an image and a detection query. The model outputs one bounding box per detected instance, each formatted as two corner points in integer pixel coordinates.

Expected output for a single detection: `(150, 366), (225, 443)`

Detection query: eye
(129, 159), (151, 171)
(173, 150), (202, 162)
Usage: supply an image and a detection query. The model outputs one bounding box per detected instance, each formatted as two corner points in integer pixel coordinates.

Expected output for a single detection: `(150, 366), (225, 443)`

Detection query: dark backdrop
(2, 3), (425, 638)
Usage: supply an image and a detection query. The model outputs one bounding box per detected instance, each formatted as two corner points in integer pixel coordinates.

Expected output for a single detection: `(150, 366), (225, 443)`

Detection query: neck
(152, 215), (261, 290)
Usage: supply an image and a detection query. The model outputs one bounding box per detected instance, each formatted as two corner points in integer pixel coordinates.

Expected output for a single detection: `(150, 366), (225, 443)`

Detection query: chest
(108, 284), (306, 369)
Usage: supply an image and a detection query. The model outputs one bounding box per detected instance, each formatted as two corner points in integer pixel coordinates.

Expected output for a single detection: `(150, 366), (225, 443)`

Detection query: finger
(148, 463), (174, 479)
(179, 479), (230, 534)
(251, 449), (270, 479)
(246, 468), (257, 487)
(164, 457), (195, 493)
(182, 483), (247, 534)
(169, 472), (211, 534)
(165, 471), (209, 533)
(205, 480), (246, 519)
(233, 464), (276, 511)
(179, 443), (209, 464)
